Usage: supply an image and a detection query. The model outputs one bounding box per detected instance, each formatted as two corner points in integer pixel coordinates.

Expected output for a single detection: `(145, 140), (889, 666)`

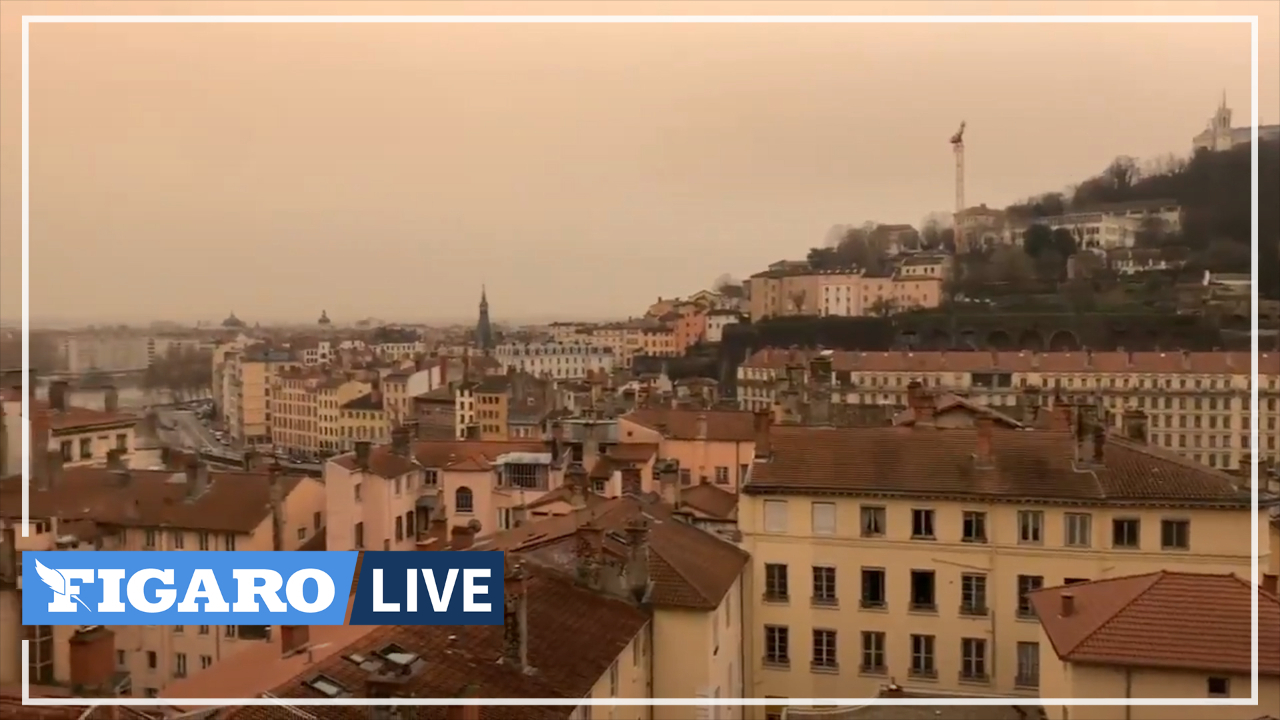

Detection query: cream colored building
(223, 345), (298, 448)
(337, 391), (389, 451)
(737, 405), (1269, 717)
(2, 383), (137, 475)
(0, 461), (325, 697)
(737, 349), (1280, 472)
(1031, 571), (1279, 720)
(269, 370), (368, 455)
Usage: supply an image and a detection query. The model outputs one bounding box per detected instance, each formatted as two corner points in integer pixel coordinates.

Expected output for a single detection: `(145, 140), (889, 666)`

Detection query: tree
(143, 345), (214, 402)
(1022, 224), (1056, 258)
(989, 246), (1035, 285)
(867, 297), (899, 317)
(1134, 216), (1171, 248)
(1050, 228), (1078, 257)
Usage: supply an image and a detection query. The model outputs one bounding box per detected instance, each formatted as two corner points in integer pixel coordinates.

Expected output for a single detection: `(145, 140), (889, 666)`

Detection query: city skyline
(0, 0), (1277, 324)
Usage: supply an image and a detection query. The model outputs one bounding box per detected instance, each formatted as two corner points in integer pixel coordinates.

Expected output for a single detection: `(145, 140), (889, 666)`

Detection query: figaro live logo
(22, 551), (505, 627)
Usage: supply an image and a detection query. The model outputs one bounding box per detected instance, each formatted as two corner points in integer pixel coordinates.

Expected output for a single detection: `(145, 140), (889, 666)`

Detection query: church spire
(475, 285), (494, 353)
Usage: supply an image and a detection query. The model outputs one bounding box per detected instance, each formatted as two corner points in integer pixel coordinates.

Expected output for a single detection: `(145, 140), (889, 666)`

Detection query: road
(158, 409), (238, 453)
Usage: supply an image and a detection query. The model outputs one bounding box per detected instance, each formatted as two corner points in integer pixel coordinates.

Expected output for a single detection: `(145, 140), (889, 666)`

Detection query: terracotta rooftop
(622, 407), (757, 442)
(1030, 571), (1280, 676)
(0, 393), (138, 432)
(780, 689), (1041, 720)
(746, 425), (1254, 508)
(521, 484), (607, 511)
(679, 482), (739, 521)
(603, 443), (659, 463)
(476, 495), (747, 609)
(328, 439), (551, 479)
(891, 392), (1024, 428)
(742, 348), (1278, 376)
(0, 466), (307, 533)
(182, 563), (647, 720)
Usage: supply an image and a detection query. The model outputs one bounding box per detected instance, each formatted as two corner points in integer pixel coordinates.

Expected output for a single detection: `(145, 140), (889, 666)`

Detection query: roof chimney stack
(574, 521), (605, 588)
(752, 410), (772, 460)
(103, 386), (119, 415)
(68, 626), (117, 696)
(695, 413), (708, 440)
(502, 563), (530, 672)
(49, 380), (68, 412)
(450, 522), (477, 551)
(974, 415), (995, 468)
(624, 518), (651, 602)
(1061, 592), (1075, 617)
(354, 441), (372, 470)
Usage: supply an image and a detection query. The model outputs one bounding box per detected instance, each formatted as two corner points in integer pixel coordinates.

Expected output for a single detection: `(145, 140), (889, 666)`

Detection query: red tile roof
(329, 440), (550, 480)
(746, 425), (1253, 507)
(1, 394), (138, 432)
(1030, 572), (1280, 676)
(477, 496), (747, 609)
(623, 408), (757, 442)
(0, 466), (306, 533)
(192, 564), (647, 720)
(679, 482), (738, 520)
(742, 348), (1277, 376)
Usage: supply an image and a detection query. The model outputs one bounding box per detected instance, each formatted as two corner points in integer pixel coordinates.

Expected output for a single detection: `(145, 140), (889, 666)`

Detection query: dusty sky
(0, 1), (1277, 326)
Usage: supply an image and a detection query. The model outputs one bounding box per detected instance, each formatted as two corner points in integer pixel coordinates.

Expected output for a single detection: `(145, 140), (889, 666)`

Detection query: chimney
(391, 426), (411, 456)
(102, 386), (119, 414)
(752, 410), (772, 460)
(1060, 592), (1075, 617)
(1049, 402), (1075, 432)
(695, 413), (708, 440)
(974, 416), (995, 468)
(354, 441), (372, 470)
(39, 449), (63, 492)
(450, 524), (476, 551)
(184, 458), (199, 497)
(624, 518), (650, 602)
(69, 626), (117, 694)
(269, 464), (286, 551)
(437, 355), (450, 387)
(574, 521), (605, 587)
(446, 686), (482, 720)
(49, 380), (68, 412)
(1091, 423), (1106, 464)
(106, 448), (127, 472)
(280, 624), (310, 656)
(657, 465), (680, 508)
(1121, 409), (1148, 443)
(502, 563), (530, 672)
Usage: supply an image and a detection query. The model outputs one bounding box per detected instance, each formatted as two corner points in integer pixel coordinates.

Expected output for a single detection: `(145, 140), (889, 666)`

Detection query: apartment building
(455, 372), (557, 441)
(269, 370), (370, 455)
(474, 495), (751, 720)
(164, 551), (653, 720)
(705, 309), (744, 344)
(641, 327), (680, 357)
(323, 432), (557, 551)
(0, 458), (325, 696)
(492, 340), (616, 380)
(737, 348), (1280, 471)
(747, 266), (821, 322)
(586, 322), (652, 369)
(379, 369), (413, 423)
(1, 383), (137, 475)
(816, 270), (944, 318)
(737, 404), (1269, 715)
(223, 345), (298, 448)
(337, 391), (388, 450)
(619, 407), (758, 490)
(1031, 571), (1279, 720)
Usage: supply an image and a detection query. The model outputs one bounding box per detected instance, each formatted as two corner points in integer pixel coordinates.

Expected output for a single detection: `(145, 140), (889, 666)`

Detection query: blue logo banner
(22, 551), (358, 626)
(347, 551), (505, 626)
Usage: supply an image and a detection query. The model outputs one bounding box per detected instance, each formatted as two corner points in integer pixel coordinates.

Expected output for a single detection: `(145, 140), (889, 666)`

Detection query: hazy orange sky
(1, 1), (1277, 325)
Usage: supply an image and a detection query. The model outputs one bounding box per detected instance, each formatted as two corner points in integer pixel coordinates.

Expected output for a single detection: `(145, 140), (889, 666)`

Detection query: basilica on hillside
(1192, 92), (1280, 152)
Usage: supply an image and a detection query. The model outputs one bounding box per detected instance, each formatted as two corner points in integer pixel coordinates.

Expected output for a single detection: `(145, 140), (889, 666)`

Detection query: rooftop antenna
(950, 121), (967, 213)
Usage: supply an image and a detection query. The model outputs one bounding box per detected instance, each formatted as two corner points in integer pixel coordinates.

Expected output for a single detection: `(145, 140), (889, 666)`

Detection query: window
(811, 502), (836, 535)
(79, 438), (92, 460)
(715, 466), (729, 484)
(197, 532), (210, 551)
(859, 631), (884, 673)
(608, 660), (618, 697)
(1207, 677), (1230, 697)
(1017, 510), (1044, 544)
(1161, 519), (1190, 550)
(200, 655), (213, 670)
(224, 625), (237, 638)
(812, 566), (837, 606)
(143, 530), (157, 549)
(25, 626), (53, 684)
(860, 567), (886, 609)
(116, 650), (125, 668)
(961, 511), (987, 543)
(764, 500), (788, 533)
(910, 634), (936, 678)
(764, 563), (789, 601)
(960, 638), (988, 681)
(911, 508), (935, 539)
(859, 505), (885, 537)
(354, 483), (362, 502)
(173, 625), (184, 634)
(1016, 642), (1039, 687)
(394, 516), (404, 542)
(679, 468), (692, 485)
(764, 625), (789, 666)
(1112, 518), (1141, 549)
(225, 534), (236, 552)
(297, 527), (307, 540)
(1064, 512), (1092, 547)
(909, 569), (936, 611)
(174, 653), (187, 678)
(313, 511), (322, 530)
(116, 433), (128, 450)
(354, 522), (364, 549)
(765, 698), (787, 720)
(146, 651), (157, 669)
(454, 487), (474, 513)
(1017, 575), (1044, 618)
(813, 629), (839, 670)
(199, 625), (209, 635)
(144, 688), (159, 699)
(60, 441), (72, 462)
(960, 573), (987, 615)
